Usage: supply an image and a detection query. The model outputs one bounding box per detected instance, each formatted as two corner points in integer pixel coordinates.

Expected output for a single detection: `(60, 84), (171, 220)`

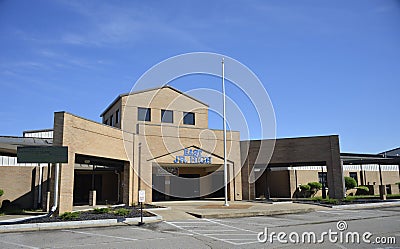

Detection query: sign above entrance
(173, 148), (211, 164)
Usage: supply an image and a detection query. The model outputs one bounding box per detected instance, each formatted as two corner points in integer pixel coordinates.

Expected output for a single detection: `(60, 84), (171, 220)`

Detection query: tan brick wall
(53, 112), (132, 213)
(0, 166), (42, 209)
(344, 170), (400, 186)
(121, 87), (209, 132)
(296, 170), (320, 186)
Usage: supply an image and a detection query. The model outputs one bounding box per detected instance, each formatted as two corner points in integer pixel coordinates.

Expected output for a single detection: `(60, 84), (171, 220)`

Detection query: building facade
(0, 86), (399, 213)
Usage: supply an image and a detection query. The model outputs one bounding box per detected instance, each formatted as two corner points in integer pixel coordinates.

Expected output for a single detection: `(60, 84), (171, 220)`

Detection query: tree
(344, 176), (357, 189)
(307, 182), (322, 190)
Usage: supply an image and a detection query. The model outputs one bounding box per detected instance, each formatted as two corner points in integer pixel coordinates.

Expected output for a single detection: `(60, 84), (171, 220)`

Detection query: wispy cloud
(51, 0), (206, 47)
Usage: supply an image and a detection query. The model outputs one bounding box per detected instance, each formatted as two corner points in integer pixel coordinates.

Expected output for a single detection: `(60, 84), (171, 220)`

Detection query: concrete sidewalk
(0, 214), (36, 222)
(150, 200), (328, 220)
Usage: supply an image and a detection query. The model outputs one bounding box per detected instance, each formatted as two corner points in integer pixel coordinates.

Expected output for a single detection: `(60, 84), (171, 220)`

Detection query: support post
(222, 58), (229, 207)
(378, 164), (386, 200)
(321, 166), (327, 199)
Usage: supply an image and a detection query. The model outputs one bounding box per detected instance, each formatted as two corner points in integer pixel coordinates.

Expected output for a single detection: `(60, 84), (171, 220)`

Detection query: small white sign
(138, 190), (145, 203)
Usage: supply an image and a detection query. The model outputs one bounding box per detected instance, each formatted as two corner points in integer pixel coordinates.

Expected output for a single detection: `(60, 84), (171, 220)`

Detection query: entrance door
(73, 173), (102, 205)
(171, 174), (200, 199)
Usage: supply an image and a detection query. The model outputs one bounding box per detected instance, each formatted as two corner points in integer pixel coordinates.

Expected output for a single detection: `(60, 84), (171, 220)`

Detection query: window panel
(161, 110), (173, 123)
(115, 109), (120, 124)
(183, 112), (195, 125)
(138, 107), (151, 121)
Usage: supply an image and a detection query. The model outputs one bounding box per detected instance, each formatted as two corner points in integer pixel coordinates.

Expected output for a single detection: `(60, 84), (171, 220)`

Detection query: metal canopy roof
(0, 136), (53, 155)
(341, 152), (400, 165)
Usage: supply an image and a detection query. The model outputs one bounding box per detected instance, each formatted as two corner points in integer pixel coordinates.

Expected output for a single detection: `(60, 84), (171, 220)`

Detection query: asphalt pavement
(0, 206), (399, 248)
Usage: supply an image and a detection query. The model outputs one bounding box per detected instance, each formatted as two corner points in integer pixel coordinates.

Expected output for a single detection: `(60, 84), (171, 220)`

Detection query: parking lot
(0, 207), (399, 248)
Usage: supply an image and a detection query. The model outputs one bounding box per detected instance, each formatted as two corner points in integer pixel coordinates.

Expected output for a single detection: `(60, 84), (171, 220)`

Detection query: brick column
(326, 136), (345, 199)
(53, 112), (74, 214)
(122, 161), (133, 205)
(288, 169), (298, 198)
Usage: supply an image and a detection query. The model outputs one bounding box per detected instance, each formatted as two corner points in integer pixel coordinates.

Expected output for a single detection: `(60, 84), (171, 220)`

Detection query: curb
(186, 208), (316, 219)
(332, 201), (400, 209)
(0, 215), (162, 233)
(294, 200), (400, 209)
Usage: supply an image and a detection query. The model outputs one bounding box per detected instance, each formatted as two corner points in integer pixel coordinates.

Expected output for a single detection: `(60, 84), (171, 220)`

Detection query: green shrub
(387, 194), (400, 199)
(0, 189), (3, 197)
(299, 184), (310, 191)
(60, 212), (79, 220)
(396, 182), (400, 185)
(93, 208), (110, 214)
(308, 182), (322, 190)
(114, 208), (131, 216)
(344, 176), (357, 189)
(355, 186), (370, 195)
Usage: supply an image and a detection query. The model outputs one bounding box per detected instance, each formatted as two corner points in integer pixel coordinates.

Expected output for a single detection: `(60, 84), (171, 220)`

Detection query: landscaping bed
(296, 194), (400, 207)
(15, 206), (155, 224)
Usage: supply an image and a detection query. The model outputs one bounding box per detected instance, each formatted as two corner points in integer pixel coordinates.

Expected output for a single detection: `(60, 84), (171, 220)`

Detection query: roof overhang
(0, 136), (53, 156)
(341, 152), (400, 165)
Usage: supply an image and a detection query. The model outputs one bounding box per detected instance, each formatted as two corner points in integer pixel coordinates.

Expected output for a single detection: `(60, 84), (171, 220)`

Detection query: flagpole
(222, 58), (229, 207)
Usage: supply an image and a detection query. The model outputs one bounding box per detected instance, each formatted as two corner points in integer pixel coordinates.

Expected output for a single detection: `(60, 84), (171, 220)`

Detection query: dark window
(115, 109), (120, 124)
(318, 172), (328, 187)
(349, 172), (358, 185)
(183, 112), (195, 125)
(110, 115), (114, 126)
(161, 110), (173, 123)
(138, 107), (151, 121)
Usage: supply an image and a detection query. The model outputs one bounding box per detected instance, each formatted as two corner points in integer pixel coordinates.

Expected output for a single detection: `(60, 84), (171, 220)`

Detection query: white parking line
(206, 219), (259, 234)
(178, 225), (214, 228)
(163, 230), (194, 236)
(165, 219), (259, 246)
(62, 229), (138, 241)
(0, 240), (39, 249)
(317, 210), (358, 213)
(169, 221), (210, 224)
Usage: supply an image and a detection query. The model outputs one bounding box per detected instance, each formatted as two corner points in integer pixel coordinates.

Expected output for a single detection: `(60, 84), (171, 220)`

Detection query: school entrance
(152, 164), (225, 201)
(73, 154), (124, 205)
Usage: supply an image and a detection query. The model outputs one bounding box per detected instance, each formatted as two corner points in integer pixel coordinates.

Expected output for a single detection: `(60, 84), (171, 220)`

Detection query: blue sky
(0, 0), (399, 153)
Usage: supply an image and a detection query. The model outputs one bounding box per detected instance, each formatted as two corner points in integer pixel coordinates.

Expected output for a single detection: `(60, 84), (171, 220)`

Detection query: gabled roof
(100, 85), (209, 117)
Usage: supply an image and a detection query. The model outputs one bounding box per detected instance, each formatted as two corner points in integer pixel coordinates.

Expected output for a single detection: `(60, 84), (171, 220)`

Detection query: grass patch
(93, 208), (111, 214)
(342, 195), (378, 202)
(309, 197), (339, 205)
(113, 208), (130, 216)
(60, 212), (80, 220)
(387, 194), (400, 199)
